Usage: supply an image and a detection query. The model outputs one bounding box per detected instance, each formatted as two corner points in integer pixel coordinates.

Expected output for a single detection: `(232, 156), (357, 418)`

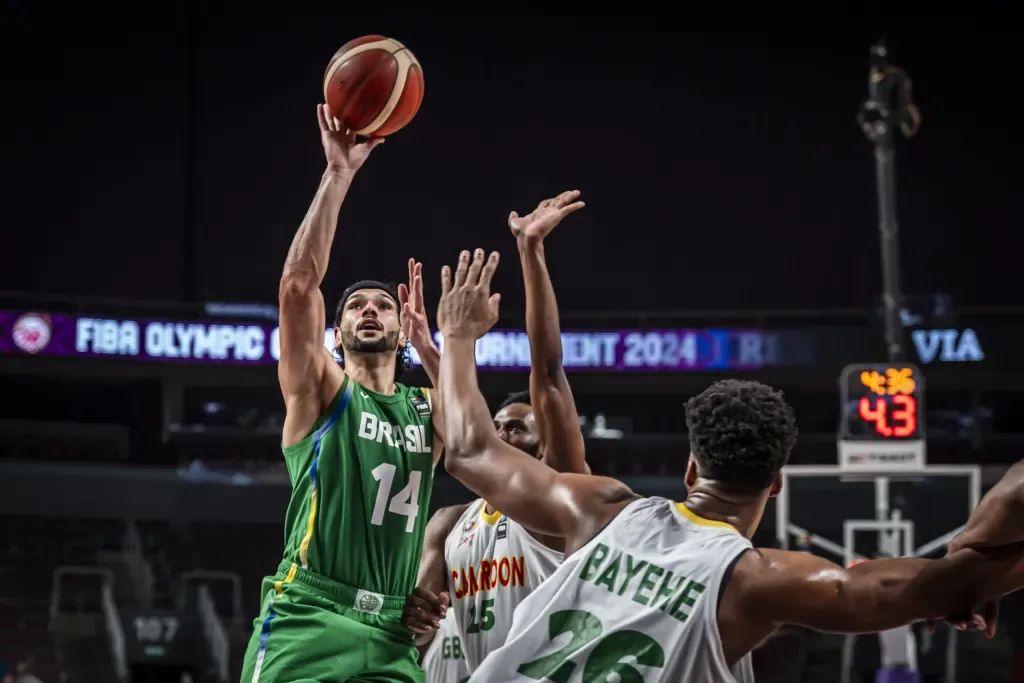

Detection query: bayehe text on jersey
(579, 543), (708, 623)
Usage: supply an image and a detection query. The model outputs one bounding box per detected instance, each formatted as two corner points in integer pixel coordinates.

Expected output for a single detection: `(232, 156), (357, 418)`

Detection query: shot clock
(838, 363), (926, 472)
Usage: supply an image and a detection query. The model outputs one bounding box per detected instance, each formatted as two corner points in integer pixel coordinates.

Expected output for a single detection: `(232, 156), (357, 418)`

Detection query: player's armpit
(730, 546), (1024, 637)
(445, 435), (632, 549)
(440, 329), (628, 547)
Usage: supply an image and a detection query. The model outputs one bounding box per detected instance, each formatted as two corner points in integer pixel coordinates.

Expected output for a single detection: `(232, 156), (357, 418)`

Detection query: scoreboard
(838, 363), (926, 472)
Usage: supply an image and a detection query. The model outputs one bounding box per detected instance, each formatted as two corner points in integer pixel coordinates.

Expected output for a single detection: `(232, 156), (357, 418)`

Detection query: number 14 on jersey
(370, 463), (421, 532)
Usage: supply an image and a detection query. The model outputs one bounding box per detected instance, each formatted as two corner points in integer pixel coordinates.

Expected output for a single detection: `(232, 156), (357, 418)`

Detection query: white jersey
(421, 613), (471, 683)
(469, 497), (756, 683)
(445, 498), (563, 671)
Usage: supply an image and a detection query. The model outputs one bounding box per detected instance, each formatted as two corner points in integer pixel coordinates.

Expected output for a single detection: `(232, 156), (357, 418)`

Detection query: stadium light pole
(857, 42), (921, 363)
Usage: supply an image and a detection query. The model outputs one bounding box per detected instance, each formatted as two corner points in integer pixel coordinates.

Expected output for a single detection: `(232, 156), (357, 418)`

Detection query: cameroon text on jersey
(450, 555), (528, 600)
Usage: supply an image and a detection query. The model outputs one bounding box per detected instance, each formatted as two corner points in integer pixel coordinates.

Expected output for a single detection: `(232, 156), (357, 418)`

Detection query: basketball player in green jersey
(239, 104), (444, 683)
(431, 250), (1024, 681)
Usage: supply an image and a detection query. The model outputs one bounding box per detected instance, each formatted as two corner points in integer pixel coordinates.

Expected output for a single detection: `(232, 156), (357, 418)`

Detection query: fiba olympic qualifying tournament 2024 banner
(0, 311), (776, 371)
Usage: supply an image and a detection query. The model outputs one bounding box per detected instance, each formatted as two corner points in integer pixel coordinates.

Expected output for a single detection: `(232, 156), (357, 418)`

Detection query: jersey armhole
(281, 374), (353, 456)
(717, 547), (751, 612)
(565, 495), (643, 559)
(705, 545), (757, 678)
(422, 386), (446, 466)
(440, 502), (474, 560)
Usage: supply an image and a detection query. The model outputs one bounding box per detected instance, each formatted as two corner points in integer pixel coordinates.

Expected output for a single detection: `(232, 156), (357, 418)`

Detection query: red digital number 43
(858, 396), (916, 437)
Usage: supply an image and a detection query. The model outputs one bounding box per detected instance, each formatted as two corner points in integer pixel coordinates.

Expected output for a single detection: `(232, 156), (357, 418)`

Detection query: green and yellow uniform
(240, 376), (436, 682)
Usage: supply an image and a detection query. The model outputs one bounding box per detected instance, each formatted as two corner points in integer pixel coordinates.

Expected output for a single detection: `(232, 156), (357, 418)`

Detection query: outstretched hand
(924, 534), (1002, 638)
(925, 600), (999, 639)
(399, 258), (433, 352)
(508, 190), (585, 243)
(437, 249), (501, 341)
(317, 103), (383, 173)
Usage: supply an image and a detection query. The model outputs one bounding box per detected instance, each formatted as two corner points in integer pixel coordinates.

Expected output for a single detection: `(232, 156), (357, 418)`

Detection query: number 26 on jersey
(518, 609), (665, 682)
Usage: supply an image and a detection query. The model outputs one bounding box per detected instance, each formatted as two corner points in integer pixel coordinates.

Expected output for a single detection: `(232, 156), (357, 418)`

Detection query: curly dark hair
(684, 379), (797, 492)
(332, 285), (411, 382)
(498, 390), (532, 410)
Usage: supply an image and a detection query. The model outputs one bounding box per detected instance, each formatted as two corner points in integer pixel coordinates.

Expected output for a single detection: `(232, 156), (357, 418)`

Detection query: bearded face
(335, 289), (402, 356)
(493, 403), (541, 459)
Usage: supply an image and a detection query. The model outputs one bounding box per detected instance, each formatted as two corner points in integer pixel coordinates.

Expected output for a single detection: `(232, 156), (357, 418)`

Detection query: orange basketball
(323, 35), (424, 138)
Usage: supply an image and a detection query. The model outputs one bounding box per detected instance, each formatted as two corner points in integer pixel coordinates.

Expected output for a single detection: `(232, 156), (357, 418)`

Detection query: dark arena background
(2, 7), (1024, 683)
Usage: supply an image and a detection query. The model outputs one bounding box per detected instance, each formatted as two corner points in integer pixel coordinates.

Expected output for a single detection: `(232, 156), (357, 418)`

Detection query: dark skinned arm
(441, 334), (632, 548)
(519, 237), (587, 474)
(406, 504), (466, 649)
(948, 459), (1024, 553)
(718, 543), (1024, 663)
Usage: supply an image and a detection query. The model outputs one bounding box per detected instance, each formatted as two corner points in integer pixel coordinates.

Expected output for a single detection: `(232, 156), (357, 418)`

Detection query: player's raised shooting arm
(278, 167), (356, 398)
(519, 238), (587, 474)
(441, 335), (631, 541)
(728, 545), (1024, 637)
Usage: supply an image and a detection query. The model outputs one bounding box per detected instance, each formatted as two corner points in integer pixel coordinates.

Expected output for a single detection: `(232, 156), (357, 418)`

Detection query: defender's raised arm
(278, 105), (381, 444)
(437, 250), (633, 548)
(510, 190), (588, 474)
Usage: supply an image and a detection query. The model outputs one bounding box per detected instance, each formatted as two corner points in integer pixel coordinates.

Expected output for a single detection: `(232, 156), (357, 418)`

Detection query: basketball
(323, 35), (424, 138)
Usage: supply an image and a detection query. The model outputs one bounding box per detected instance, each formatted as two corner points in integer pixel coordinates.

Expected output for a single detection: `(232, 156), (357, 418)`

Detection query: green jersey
(279, 375), (436, 599)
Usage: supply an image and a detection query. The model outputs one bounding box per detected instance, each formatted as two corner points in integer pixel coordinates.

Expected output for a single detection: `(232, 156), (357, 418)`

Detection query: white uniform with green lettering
(422, 613), (471, 683)
(468, 497), (756, 683)
(445, 498), (563, 672)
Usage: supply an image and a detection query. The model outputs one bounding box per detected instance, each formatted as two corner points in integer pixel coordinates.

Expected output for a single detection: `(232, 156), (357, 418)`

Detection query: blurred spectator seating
(0, 420), (128, 463)
(0, 516), (123, 682)
(139, 520), (280, 621)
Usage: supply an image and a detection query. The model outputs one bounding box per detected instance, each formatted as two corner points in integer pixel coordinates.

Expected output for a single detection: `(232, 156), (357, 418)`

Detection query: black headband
(340, 280), (398, 307)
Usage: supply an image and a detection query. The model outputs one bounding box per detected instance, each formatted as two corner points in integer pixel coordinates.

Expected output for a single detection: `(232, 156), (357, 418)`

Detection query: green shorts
(240, 561), (423, 683)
